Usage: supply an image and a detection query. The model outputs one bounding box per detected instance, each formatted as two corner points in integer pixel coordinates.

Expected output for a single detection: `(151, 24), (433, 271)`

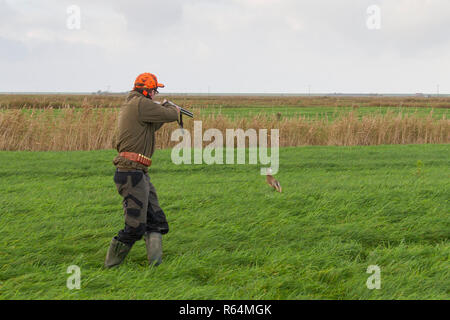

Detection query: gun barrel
(180, 108), (193, 118)
(167, 101), (194, 118)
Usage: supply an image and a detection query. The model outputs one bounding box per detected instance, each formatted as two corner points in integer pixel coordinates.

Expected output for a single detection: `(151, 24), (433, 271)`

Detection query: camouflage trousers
(113, 168), (169, 246)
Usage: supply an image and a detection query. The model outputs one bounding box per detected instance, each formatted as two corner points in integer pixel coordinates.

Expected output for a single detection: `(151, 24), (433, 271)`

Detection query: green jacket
(113, 90), (179, 171)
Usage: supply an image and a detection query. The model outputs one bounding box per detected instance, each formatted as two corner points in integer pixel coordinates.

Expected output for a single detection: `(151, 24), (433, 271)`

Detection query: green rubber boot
(104, 237), (132, 268)
(144, 232), (163, 267)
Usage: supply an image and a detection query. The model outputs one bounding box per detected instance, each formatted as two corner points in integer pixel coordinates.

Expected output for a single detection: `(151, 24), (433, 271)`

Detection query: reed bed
(0, 107), (448, 151)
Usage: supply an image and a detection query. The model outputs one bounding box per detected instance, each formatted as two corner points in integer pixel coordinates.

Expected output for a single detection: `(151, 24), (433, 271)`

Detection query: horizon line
(0, 92), (448, 97)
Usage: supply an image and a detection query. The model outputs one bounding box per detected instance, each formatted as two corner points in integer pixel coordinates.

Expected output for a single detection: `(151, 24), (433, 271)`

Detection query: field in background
(0, 145), (448, 299)
(0, 94), (449, 151)
(1, 93), (449, 119)
(2, 94), (450, 109)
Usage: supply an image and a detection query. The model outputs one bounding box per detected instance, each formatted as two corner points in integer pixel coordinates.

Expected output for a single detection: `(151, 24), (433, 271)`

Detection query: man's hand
(162, 99), (180, 115)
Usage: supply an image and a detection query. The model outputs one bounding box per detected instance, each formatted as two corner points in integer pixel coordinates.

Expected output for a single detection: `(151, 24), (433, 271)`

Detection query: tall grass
(0, 108), (118, 151)
(0, 108), (448, 151)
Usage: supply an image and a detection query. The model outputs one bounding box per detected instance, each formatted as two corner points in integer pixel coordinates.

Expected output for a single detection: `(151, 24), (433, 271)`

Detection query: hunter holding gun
(105, 72), (185, 268)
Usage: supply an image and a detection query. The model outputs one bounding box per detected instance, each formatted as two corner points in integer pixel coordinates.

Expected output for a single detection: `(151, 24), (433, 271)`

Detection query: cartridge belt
(119, 152), (152, 167)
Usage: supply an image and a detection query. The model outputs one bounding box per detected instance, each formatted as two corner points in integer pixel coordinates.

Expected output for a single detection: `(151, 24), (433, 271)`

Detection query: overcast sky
(1, 0), (449, 93)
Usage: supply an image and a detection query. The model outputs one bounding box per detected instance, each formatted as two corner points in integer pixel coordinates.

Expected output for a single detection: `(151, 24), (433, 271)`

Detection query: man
(105, 72), (180, 268)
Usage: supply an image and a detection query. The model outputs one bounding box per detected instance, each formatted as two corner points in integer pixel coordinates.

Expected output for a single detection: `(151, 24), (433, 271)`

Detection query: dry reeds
(0, 108), (448, 151)
(0, 108), (119, 151)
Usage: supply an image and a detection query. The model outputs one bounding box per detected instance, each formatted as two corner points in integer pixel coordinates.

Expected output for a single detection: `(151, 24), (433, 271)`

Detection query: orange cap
(134, 73), (165, 90)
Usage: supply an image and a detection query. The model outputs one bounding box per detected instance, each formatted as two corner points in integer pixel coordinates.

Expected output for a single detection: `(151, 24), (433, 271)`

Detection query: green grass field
(0, 145), (449, 299)
(194, 106), (449, 120)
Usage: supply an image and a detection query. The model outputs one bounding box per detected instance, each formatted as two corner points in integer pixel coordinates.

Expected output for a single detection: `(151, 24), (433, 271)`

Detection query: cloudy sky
(1, 0), (449, 93)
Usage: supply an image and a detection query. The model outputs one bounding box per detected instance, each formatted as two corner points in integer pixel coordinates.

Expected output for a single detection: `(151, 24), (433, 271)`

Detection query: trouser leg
(105, 169), (149, 267)
(145, 176), (169, 234)
(114, 169), (149, 246)
(144, 174), (168, 266)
